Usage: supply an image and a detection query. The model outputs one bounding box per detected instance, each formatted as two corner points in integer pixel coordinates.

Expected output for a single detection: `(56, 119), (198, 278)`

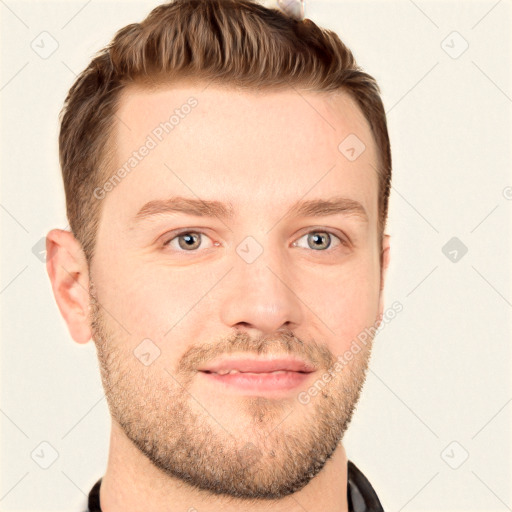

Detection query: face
(87, 83), (387, 499)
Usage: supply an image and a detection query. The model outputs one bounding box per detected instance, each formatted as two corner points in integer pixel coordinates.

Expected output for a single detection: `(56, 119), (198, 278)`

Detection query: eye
(292, 230), (346, 251)
(161, 229), (348, 254)
(163, 231), (216, 252)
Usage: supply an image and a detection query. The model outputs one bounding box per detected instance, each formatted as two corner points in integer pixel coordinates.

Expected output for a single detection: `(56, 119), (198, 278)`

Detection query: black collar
(346, 460), (384, 512)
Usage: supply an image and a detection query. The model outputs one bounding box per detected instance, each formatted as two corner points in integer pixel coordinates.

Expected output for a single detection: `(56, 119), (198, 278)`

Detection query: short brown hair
(59, 0), (391, 264)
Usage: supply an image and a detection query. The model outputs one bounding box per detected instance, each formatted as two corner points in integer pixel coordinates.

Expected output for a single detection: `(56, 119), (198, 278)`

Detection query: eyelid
(295, 223), (350, 242)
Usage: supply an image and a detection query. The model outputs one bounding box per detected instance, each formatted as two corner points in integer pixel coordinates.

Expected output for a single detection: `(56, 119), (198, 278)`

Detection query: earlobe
(46, 229), (92, 344)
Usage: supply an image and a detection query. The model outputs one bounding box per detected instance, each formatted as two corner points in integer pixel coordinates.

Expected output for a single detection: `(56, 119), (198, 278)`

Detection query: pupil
(310, 232), (330, 250)
(180, 233), (199, 249)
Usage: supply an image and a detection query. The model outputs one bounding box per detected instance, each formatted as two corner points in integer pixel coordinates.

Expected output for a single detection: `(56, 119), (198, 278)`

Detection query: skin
(46, 83), (390, 512)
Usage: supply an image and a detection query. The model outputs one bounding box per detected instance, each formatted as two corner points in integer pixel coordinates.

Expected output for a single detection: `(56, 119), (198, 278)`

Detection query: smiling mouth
(197, 355), (317, 375)
(198, 369), (313, 390)
(201, 369), (309, 375)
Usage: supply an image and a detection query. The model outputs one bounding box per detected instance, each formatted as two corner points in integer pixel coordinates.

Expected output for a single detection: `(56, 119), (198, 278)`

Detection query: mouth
(197, 356), (317, 394)
(201, 369), (309, 375)
(197, 356), (317, 374)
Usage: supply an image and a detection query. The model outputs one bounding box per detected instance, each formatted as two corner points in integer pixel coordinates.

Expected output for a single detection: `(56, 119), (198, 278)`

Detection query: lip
(199, 370), (313, 394)
(197, 356), (317, 395)
(197, 356), (317, 374)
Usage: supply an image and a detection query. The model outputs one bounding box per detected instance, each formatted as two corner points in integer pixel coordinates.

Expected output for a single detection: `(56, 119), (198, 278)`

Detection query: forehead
(115, 83), (375, 156)
(104, 83), (379, 228)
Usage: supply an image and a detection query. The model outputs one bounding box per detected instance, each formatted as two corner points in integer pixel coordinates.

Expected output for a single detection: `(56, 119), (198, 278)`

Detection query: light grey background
(1, 0), (511, 510)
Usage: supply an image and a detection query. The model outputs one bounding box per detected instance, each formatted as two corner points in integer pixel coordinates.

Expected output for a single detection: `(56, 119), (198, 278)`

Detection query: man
(46, 0), (392, 510)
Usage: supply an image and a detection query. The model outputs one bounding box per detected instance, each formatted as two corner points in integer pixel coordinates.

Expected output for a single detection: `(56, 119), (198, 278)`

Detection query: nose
(219, 244), (304, 336)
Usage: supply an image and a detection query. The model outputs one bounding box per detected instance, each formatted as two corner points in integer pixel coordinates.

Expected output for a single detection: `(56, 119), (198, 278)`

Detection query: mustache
(178, 329), (336, 374)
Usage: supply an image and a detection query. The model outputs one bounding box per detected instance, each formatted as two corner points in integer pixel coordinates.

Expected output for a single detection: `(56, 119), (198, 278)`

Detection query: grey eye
(294, 231), (341, 251)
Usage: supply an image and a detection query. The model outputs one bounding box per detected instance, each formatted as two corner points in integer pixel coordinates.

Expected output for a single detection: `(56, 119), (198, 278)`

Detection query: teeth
(215, 370), (288, 375)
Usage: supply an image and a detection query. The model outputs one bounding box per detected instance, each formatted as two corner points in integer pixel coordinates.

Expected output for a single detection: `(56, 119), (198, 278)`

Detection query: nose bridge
(219, 234), (303, 334)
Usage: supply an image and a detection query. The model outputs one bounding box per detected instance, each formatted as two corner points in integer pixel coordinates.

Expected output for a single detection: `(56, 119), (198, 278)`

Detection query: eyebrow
(132, 195), (369, 225)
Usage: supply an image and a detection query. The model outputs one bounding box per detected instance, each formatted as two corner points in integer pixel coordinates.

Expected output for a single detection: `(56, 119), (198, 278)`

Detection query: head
(47, 0), (392, 501)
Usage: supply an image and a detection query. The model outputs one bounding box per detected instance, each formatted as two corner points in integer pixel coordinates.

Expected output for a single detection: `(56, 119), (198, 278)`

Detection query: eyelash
(162, 229), (349, 253)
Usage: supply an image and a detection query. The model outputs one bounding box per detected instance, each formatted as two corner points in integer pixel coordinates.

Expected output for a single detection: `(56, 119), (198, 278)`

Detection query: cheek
(306, 257), (381, 352)
(99, 261), (214, 347)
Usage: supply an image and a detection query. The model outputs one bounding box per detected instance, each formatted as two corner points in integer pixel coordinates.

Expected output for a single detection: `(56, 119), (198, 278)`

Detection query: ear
(377, 234), (391, 323)
(46, 229), (92, 344)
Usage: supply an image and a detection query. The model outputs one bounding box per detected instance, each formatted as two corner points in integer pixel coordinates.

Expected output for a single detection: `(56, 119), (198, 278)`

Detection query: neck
(99, 421), (349, 512)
